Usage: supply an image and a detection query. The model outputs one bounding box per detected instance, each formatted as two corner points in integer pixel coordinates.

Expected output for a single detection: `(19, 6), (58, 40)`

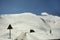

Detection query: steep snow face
(40, 15), (60, 39)
(0, 12), (60, 40)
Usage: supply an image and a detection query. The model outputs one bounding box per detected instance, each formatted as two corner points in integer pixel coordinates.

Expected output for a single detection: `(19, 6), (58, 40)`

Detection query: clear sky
(0, 0), (60, 16)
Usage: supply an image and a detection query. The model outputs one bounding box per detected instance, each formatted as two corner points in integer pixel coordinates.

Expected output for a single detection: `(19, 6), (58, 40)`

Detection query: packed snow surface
(0, 12), (60, 40)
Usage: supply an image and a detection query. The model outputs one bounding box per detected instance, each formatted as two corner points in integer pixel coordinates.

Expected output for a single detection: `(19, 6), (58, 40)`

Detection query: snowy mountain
(0, 12), (60, 40)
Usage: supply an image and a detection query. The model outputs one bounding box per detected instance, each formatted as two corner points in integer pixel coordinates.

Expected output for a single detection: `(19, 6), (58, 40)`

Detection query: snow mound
(41, 12), (49, 16)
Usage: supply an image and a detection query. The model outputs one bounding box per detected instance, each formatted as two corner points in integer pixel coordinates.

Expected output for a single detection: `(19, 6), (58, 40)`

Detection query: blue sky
(0, 0), (60, 16)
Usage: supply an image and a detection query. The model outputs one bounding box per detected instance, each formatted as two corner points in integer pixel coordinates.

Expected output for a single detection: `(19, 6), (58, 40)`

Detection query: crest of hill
(0, 12), (37, 17)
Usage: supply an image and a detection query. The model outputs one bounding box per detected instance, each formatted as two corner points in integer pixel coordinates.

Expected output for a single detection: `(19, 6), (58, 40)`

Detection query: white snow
(0, 12), (60, 40)
(41, 12), (49, 16)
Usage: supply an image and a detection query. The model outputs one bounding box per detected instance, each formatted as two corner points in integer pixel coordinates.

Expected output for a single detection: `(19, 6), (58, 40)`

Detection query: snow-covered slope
(0, 12), (60, 40)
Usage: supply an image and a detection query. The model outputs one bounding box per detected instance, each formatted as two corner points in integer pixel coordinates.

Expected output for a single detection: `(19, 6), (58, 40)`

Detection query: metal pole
(9, 29), (11, 39)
